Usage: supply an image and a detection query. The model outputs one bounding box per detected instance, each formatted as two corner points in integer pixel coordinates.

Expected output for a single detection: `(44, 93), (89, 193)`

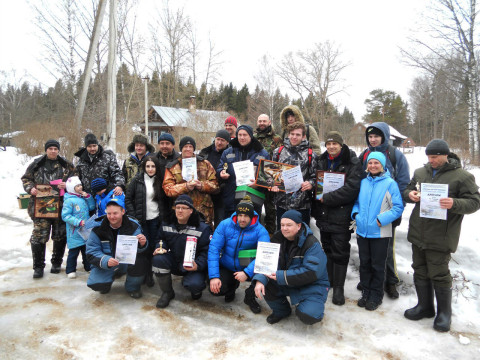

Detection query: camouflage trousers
(30, 218), (66, 245)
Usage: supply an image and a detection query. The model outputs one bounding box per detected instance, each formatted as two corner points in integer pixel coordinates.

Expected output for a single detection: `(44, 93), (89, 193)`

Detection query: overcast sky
(0, 0), (428, 122)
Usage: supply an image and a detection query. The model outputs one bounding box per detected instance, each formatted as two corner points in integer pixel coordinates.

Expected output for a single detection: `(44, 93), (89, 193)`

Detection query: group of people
(21, 105), (480, 331)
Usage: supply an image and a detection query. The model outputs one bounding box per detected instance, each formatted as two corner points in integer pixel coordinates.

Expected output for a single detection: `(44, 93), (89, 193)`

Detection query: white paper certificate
(182, 157), (197, 181)
(323, 172), (345, 194)
(254, 242), (281, 275)
(282, 166), (303, 193)
(420, 183), (449, 220)
(233, 160), (255, 186)
(115, 235), (138, 264)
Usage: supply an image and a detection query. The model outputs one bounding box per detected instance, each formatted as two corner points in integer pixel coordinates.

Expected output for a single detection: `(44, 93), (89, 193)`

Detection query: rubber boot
(332, 263), (348, 306)
(50, 239), (66, 273)
(404, 279), (435, 321)
(244, 283), (261, 314)
(156, 273), (175, 308)
(433, 286), (452, 332)
(31, 243), (46, 279)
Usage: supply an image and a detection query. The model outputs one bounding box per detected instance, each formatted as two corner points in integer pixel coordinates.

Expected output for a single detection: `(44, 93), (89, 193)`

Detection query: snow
(1, 146), (480, 359)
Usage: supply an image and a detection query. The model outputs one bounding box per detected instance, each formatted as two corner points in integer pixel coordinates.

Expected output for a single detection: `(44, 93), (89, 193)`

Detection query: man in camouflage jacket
(163, 136), (219, 228)
(254, 114), (282, 235)
(21, 139), (77, 278)
(74, 133), (125, 196)
(122, 134), (155, 187)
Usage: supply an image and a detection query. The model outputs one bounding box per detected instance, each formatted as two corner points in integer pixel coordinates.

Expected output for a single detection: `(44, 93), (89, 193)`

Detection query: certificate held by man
(232, 160), (255, 186)
(115, 235), (138, 265)
(254, 242), (281, 275)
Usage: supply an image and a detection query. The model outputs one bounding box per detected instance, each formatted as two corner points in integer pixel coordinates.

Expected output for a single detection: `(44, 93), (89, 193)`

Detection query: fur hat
(44, 139), (60, 151)
(127, 134), (155, 154)
(84, 133), (98, 147)
(66, 176), (82, 194)
(425, 139), (450, 155)
(225, 116), (238, 128)
(179, 136), (196, 151)
(325, 131), (343, 146)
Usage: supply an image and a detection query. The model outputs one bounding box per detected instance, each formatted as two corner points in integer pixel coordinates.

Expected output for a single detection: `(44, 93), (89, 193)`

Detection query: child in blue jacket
(62, 176), (96, 278)
(91, 177), (125, 217)
(352, 152), (404, 310)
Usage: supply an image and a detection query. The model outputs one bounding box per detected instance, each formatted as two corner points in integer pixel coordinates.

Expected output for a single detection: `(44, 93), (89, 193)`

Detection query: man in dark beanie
(155, 132), (179, 218)
(403, 139), (480, 332)
(218, 125), (270, 219)
(208, 195), (270, 313)
(163, 136), (218, 227)
(199, 129), (231, 228)
(253, 210), (329, 325)
(21, 139), (77, 278)
(75, 133), (125, 196)
(358, 122), (410, 299)
(122, 134), (156, 186)
(152, 194), (212, 308)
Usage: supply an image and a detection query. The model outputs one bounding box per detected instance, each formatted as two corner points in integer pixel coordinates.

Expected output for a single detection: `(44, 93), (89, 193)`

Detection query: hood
(365, 122), (390, 152)
(296, 224), (313, 248)
(280, 105), (306, 131)
(366, 168), (392, 181)
(230, 211), (260, 229)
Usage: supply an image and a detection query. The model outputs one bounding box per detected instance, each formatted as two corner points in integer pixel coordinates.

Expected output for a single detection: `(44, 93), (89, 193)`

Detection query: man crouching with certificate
(86, 198), (148, 299)
(253, 210), (329, 325)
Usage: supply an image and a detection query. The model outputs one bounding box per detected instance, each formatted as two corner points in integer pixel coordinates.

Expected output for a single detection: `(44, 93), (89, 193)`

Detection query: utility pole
(143, 76), (149, 138)
(74, 0), (107, 131)
(106, 0), (117, 151)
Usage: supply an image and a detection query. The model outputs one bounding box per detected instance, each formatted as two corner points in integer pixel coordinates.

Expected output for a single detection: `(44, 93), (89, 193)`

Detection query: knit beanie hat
(425, 139), (450, 155)
(66, 176), (82, 194)
(236, 195), (254, 218)
(175, 194), (195, 209)
(158, 132), (175, 145)
(281, 209), (303, 224)
(215, 129), (231, 142)
(91, 178), (108, 194)
(325, 131), (344, 146)
(366, 126), (385, 144)
(366, 151), (386, 169)
(84, 133), (98, 147)
(236, 125), (254, 140)
(44, 139), (60, 151)
(179, 136), (196, 151)
(225, 116), (238, 128)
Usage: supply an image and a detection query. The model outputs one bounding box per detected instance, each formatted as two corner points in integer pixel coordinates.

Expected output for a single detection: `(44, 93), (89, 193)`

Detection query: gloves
(349, 220), (356, 231)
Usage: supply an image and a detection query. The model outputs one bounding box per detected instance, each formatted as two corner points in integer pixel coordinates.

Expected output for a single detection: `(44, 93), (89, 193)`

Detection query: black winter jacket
(125, 172), (161, 224)
(312, 145), (363, 232)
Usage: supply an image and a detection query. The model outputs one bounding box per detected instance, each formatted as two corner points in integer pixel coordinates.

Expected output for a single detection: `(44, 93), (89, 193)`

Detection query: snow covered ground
(1, 146), (479, 359)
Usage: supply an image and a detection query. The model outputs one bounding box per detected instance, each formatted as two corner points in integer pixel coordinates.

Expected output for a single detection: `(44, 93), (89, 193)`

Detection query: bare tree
(277, 41), (349, 139)
(201, 36), (223, 108)
(254, 55), (282, 121)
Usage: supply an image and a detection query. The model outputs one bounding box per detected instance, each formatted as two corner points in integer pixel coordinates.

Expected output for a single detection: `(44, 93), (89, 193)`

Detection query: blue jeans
(66, 245), (90, 274)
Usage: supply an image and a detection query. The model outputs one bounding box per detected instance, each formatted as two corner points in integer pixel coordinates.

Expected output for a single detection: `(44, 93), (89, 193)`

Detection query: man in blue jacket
(152, 195), (212, 308)
(86, 197), (148, 299)
(208, 196), (270, 313)
(254, 210), (329, 325)
(358, 122), (410, 299)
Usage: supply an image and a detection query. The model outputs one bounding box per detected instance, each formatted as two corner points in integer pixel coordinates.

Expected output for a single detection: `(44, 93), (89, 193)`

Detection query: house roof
(149, 106), (230, 128)
(388, 125), (407, 140)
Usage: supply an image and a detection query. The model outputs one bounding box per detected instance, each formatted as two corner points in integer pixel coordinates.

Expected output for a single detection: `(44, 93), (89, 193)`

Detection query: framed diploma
(254, 159), (295, 192)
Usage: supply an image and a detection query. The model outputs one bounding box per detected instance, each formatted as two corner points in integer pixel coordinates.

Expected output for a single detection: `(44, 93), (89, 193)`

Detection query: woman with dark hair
(126, 155), (163, 287)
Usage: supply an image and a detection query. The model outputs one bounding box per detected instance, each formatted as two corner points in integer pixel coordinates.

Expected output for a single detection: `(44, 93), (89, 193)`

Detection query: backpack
(360, 145), (397, 178)
(276, 145), (313, 166)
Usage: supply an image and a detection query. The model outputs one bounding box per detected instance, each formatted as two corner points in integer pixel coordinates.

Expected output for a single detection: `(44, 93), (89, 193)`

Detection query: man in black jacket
(199, 129), (230, 228)
(312, 131), (363, 305)
(155, 132), (180, 218)
(152, 195), (212, 308)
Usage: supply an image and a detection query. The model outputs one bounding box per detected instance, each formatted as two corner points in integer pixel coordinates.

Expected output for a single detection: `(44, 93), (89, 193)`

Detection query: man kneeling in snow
(254, 210), (329, 325)
(86, 198), (148, 299)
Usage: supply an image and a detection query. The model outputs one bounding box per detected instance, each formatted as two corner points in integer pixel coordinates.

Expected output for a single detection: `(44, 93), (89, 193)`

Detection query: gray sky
(0, 0), (427, 122)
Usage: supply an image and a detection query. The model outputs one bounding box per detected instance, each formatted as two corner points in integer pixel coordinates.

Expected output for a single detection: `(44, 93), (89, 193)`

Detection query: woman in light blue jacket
(352, 152), (404, 311)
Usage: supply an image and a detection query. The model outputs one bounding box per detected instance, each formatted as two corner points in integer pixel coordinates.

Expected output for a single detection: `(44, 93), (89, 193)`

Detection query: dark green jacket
(254, 125), (282, 159)
(403, 153), (480, 253)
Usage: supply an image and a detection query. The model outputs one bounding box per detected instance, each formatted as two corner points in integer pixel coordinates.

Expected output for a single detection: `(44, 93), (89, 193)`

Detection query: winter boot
(332, 263), (348, 306)
(433, 286), (452, 332)
(244, 283), (261, 314)
(31, 243), (46, 279)
(145, 271), (155, 288)
(50, 239), (66, 273)
(156, 273), (175, 308)
(404, 279), (435, 321)
(357, 289), (369, 308)
(385, 283), (399, 299)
